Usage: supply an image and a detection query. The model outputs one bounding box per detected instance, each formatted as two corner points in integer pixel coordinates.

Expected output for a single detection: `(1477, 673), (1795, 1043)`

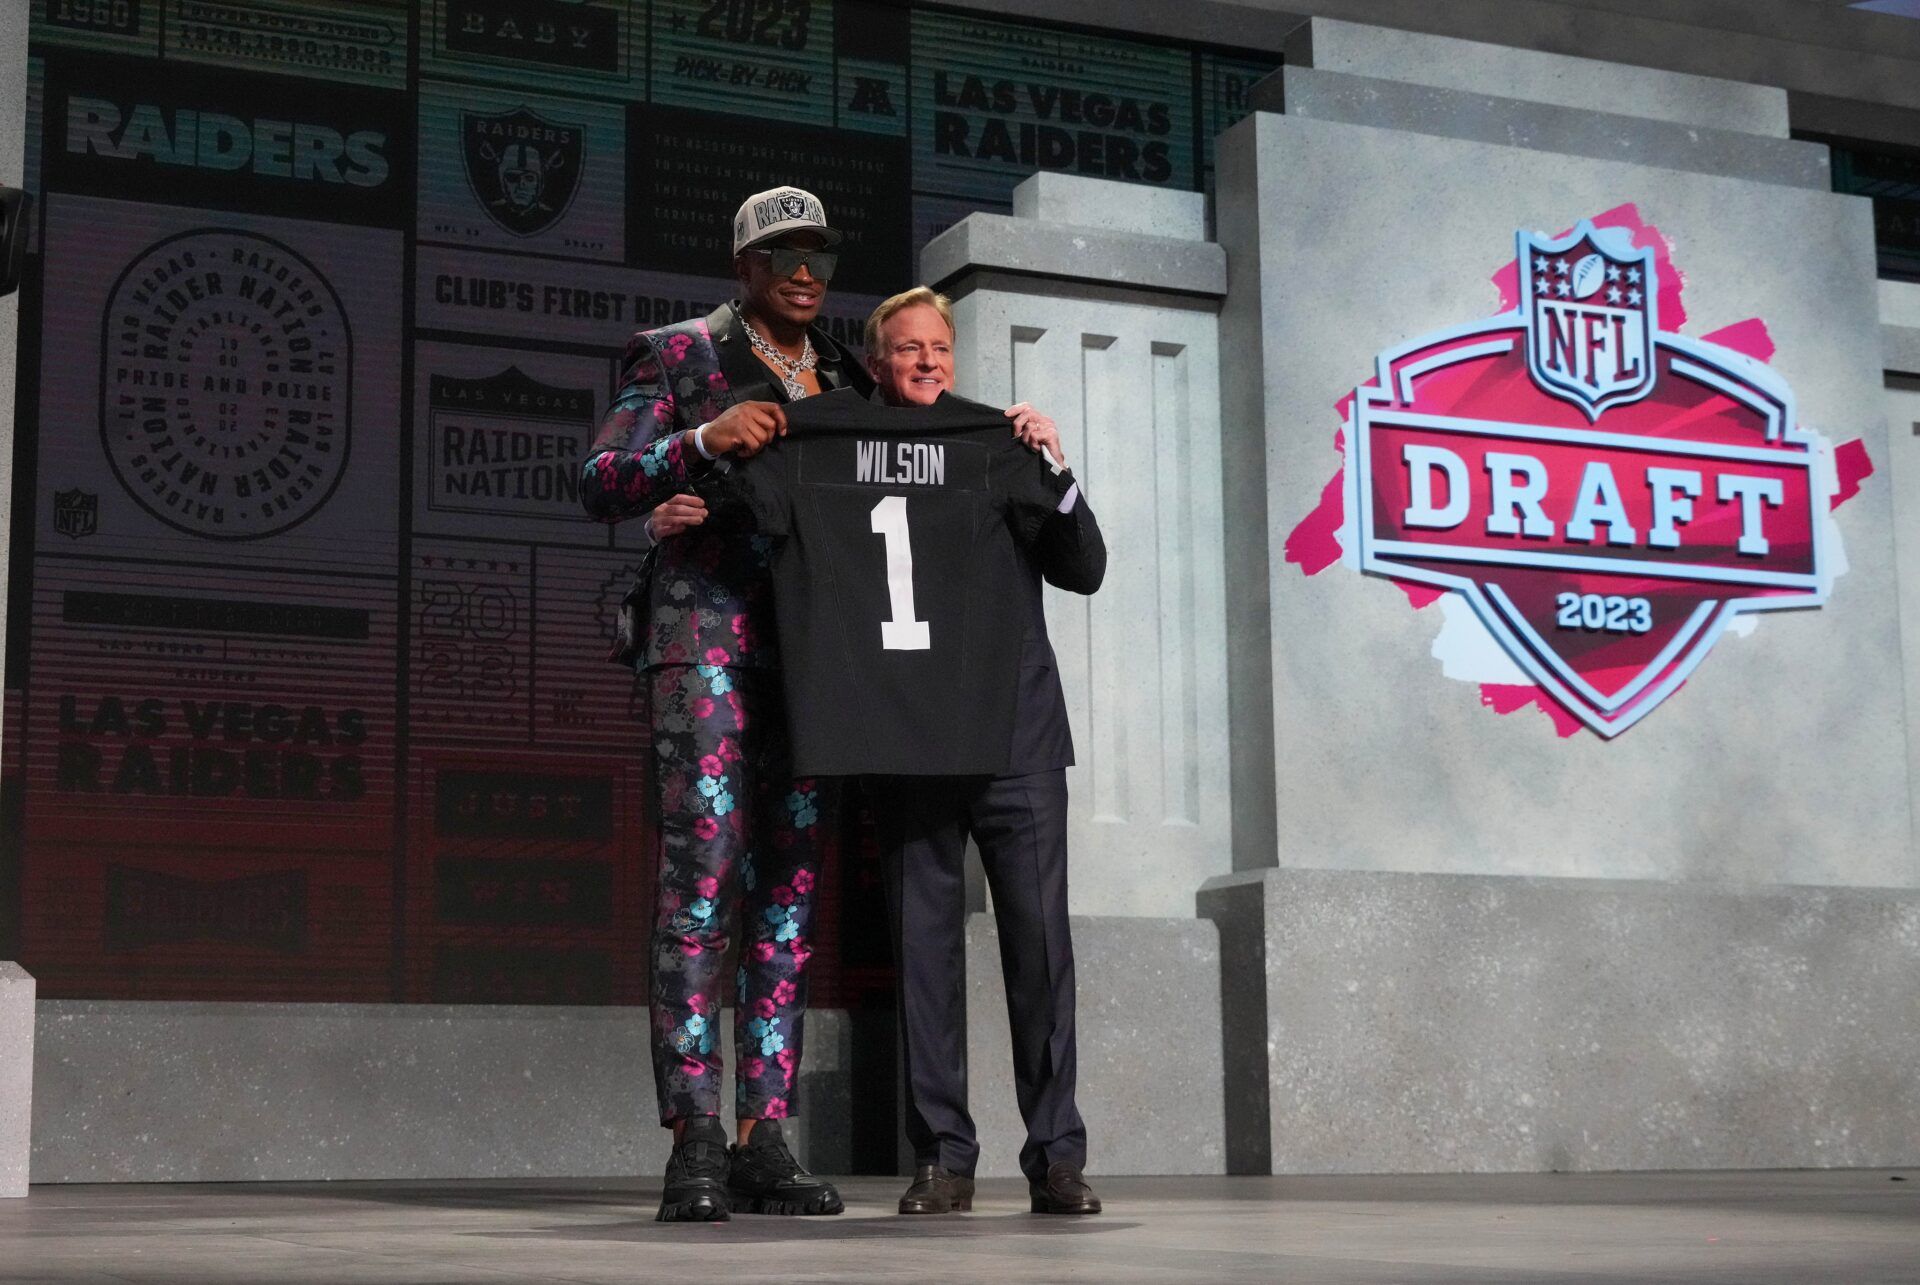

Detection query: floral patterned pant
(644, 663), (824, 1125)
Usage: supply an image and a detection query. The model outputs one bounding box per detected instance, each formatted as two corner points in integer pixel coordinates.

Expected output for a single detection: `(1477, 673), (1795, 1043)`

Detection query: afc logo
(1344, 216), (1840, 737)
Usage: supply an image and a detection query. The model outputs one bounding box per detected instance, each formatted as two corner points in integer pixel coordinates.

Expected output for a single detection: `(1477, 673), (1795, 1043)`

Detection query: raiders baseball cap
(732, 186), (844, 255)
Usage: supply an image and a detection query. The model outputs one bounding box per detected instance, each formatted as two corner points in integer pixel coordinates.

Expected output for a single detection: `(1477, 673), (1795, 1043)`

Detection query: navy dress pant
(872, 769), (1087, 1183)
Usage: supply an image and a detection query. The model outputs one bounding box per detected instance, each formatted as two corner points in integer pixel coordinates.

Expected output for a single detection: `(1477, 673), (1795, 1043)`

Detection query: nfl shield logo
(462, 107), (584, 237)
(53, 488), (97, 539)
(1519, 220), (1657, 420)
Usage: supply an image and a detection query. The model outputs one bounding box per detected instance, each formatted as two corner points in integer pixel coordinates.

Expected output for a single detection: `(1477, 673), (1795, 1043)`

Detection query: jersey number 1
(870, 496), (931, 650)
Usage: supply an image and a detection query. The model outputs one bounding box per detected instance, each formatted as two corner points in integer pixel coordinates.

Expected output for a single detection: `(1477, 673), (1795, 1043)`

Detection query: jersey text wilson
(855, 440), (946, 486)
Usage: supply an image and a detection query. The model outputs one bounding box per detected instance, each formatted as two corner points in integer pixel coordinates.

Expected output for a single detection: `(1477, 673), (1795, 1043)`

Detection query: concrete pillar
(0, 964), (32, 1196)
(1206, 16), (1920, 1174)
(1218, 19), (1913, 886)
(918, 175), (1231, 1176)
(1883, 280), (1920, 829)
(922, 172), (1233, 918)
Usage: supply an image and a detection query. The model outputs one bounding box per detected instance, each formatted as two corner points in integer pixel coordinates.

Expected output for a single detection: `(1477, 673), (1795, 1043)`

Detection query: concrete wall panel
(0, 965), (33, 1196)
(1283, 16), (1791, 135)
(1263, 66), (1832, 189)
(1887, 371), (1920, 852)
(1218, 107), (1914, 886)
(1201, 868), (1920, 1173)
(29, 1002), (854, 1182)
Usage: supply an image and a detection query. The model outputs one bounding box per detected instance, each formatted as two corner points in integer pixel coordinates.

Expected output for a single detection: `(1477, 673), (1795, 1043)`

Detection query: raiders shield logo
(53, 488), (98, 539)
(1344, 217), (1832, 737)
(462, 107), (584, 237)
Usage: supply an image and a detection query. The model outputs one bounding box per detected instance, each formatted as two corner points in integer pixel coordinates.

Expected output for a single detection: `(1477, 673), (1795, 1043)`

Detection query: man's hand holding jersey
(695, 399), (787, 459)
(650, 401), (787, 539)
(647, 493), (708, 539)
(1004, 402), (1066, 469)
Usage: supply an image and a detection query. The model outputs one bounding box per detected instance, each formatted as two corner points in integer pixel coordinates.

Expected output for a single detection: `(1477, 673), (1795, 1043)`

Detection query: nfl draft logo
(1342, 217), (1838, 737)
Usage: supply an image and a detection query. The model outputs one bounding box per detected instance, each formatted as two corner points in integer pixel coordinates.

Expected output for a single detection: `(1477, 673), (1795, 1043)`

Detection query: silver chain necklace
(743, 319), (817, 399)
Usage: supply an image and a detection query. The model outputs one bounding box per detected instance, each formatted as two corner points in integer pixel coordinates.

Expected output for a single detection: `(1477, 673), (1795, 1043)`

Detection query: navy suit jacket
(1005, 455), (1107, 776)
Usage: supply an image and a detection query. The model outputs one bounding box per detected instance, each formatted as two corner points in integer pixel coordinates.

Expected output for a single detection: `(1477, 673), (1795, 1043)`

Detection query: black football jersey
(703, 389), (1080, 776)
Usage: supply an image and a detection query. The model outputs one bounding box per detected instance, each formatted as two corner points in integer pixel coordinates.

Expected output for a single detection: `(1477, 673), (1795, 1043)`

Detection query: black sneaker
(727, 1119), (845, 1215)
(657, 1116), (732, 1222)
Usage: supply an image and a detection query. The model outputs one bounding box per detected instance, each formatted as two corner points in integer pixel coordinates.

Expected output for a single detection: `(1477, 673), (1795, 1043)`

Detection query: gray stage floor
(1, 1171), (1916, 1284)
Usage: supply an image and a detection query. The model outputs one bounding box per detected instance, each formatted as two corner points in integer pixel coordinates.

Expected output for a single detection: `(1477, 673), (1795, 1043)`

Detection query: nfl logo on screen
(1519, 221), (1657, 420)
(53, 488), (97, 539)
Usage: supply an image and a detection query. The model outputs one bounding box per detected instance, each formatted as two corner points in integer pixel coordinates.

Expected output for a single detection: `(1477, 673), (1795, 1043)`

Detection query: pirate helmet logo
(462, 107), (585, 237)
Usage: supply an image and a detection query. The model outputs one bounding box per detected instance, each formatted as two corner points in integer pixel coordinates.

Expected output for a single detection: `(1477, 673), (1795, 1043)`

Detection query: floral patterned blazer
(580, 301), (872, 671)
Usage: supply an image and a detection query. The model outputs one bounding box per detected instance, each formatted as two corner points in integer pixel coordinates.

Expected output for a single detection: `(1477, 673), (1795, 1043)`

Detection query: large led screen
(2, 0), (1278, 1005)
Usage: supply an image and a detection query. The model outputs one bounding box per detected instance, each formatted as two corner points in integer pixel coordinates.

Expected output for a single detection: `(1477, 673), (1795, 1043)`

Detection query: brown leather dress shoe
(1029, 1161), (1102, 1214)
(898, 1163), (975, 1214)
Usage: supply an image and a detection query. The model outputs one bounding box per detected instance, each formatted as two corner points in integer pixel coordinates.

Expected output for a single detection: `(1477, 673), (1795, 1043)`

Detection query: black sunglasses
(746, 246), (839, 282)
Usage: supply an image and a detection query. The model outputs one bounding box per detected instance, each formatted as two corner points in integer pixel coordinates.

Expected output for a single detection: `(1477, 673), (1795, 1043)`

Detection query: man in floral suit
(579, 187), (871, 1221)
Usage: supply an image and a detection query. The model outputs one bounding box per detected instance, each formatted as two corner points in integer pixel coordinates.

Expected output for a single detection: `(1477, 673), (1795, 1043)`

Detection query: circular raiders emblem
(100, 229), (352, 540)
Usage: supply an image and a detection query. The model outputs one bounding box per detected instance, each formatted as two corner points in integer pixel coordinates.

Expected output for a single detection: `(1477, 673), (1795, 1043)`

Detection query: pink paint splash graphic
(1284, 411), (1353, 579)
(1285, 400), (1443, 608)
(1699, 318), (1774, 362)
(1479, 684), (1584, 738)
(1284, 203), (1871, 737)
(1832, 439), (1874, 511)
(1283, 467), (1345, 576)
(1489, 203), (1689, 331)
(1483, 680), (1688, 738)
